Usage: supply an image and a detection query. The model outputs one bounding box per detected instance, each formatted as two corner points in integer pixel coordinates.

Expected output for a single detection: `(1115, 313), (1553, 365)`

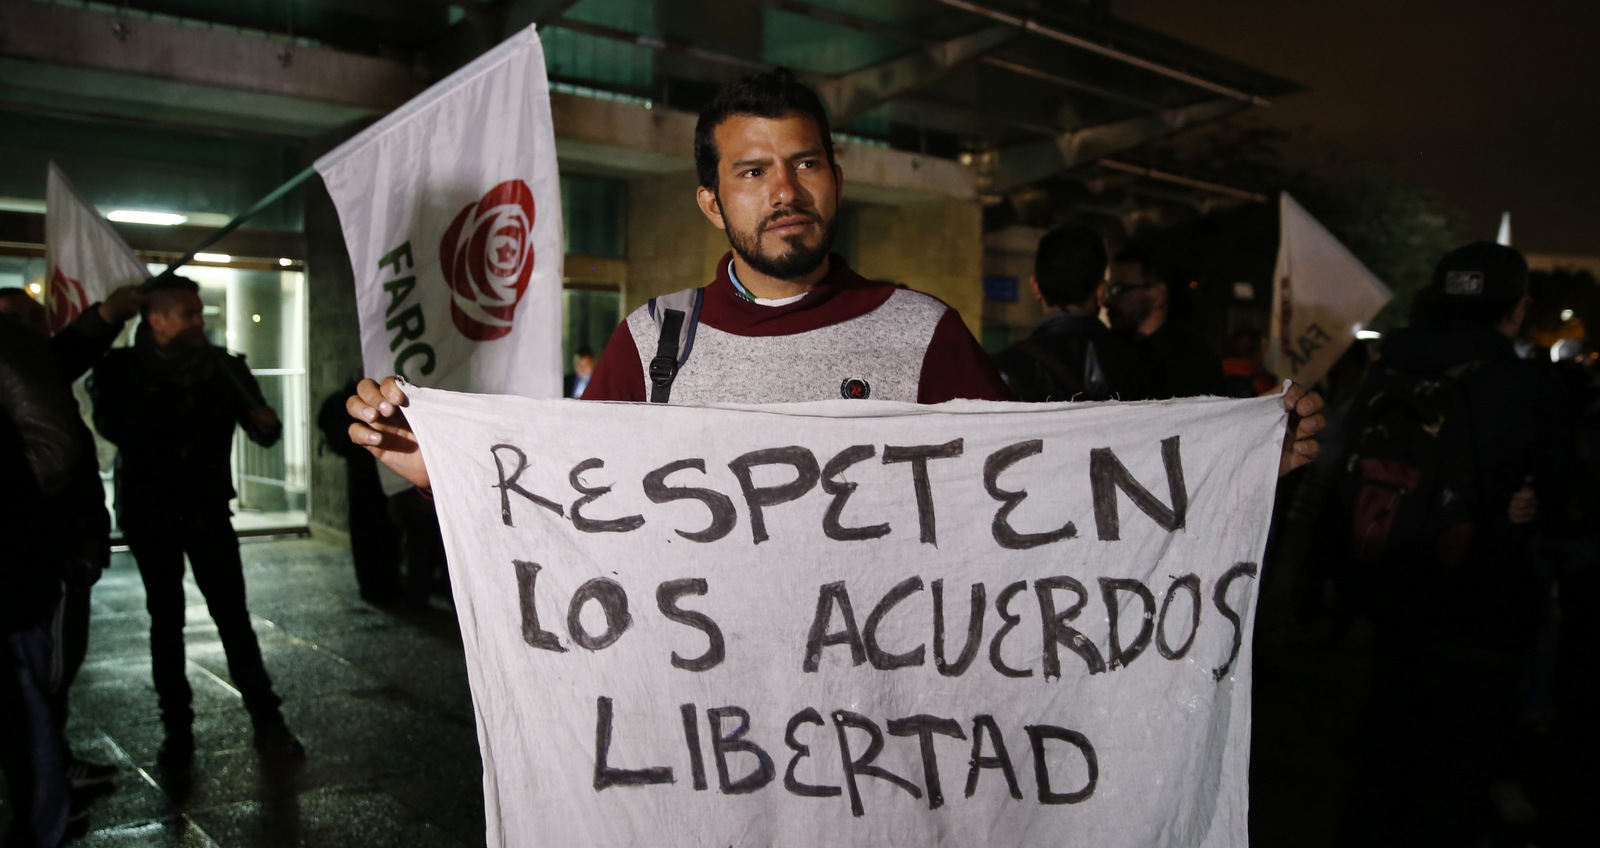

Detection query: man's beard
(724, 206), (837, 281)
(172, 328), (209, 349)
(1106, 298), (1145, 333)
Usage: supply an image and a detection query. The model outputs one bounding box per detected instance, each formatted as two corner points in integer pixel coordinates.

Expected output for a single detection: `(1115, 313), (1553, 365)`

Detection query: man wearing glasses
(1106, 246), (1226, 399)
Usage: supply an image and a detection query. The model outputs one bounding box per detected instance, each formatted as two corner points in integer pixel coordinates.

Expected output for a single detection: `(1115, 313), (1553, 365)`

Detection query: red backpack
(1342, 361), (1484, 571)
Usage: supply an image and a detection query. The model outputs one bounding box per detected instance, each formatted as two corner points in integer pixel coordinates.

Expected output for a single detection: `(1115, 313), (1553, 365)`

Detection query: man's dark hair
(1033, 226), (1107, 308)
(1112, 244), (1196, 318)
(141, 274), (200, 319)
(694, 68), (835, 192)
(575, 346), (595, 359)
(1112, 244), (1161, 281)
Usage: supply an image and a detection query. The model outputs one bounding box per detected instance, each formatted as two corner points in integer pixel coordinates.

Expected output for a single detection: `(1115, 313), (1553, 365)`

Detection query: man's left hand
(1279, 382), (1324, 477)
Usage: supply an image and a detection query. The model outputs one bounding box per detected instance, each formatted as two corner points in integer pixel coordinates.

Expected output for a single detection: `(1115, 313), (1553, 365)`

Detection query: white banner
(43, 162), (148, 334)
(314, 24), (562, 401)
(404, 389), (1287, 848)
(1268, 192), (1392, 385)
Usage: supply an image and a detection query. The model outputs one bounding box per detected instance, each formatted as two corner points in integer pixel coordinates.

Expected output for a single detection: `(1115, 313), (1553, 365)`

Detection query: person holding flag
(36, 164), (156, 779)
(0, 310), (85, 848)
(0, 283), (145, 799)
(89, 275), (301, 767)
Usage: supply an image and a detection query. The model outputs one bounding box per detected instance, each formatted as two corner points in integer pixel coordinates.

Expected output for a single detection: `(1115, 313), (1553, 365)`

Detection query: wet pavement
(5, 534), (1364, 848)
(6, 535), (1585, 846)
(0, 537), (485, 847)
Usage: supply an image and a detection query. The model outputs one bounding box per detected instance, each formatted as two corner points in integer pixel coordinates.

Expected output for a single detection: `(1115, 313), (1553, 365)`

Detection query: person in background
(1220, 327), (1280, 398)
(564, 346), (595, 398)
(1336, 243), (1574, 845)
(1106, 246), (1225, 398)
(317, 378), (401, 604)
(0, 301), (89, 847)
(992, 226), (1153, 402)
(0, 285), (144, 797)
(390, 484), (449, 613)
(89, 275), (302, 767)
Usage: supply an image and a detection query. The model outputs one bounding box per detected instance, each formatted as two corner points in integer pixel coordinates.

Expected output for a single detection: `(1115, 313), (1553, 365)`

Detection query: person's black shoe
(64, 756), (118, 789)
(252, 721), (305, 762)
(157, 728), (194, 769)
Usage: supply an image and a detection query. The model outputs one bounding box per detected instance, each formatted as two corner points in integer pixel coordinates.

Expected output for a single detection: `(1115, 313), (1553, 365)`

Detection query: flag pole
(144, 164), (320, 287)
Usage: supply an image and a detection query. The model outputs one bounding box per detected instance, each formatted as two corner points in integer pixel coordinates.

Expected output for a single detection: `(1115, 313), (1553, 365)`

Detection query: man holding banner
(333, 54), (1328, 847)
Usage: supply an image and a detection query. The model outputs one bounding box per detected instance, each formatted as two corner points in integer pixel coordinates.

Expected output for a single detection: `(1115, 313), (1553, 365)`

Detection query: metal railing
(232, 368), (308, 516)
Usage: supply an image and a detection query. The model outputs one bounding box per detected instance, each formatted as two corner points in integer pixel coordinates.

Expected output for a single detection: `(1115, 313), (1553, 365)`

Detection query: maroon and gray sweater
(583, 252), (1011, 404)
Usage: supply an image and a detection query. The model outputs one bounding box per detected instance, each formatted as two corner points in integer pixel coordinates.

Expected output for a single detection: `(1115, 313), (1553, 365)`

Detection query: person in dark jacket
(563, 346), (596, 398)
(0, 305), (104, 848)
(89, 275), (302, 766)
(1338, 242), (1574, 846)
(1106, 246), (1225, 398)
(0, 285), (143, 794)
(992, 226), (1153, 402)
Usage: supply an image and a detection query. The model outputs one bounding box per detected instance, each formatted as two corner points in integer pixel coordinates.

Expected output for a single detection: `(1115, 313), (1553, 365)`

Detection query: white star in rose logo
(441, 180), (537, 341)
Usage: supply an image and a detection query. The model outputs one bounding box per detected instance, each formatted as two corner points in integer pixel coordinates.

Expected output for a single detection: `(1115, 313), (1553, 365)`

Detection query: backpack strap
(645, 287), (705, 404)
(1012, 338), (1086, 401)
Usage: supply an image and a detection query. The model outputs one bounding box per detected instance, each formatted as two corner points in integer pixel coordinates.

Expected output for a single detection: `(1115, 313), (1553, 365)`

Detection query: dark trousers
(1, 626), (69, 848)
(1340, 642), (1520, 846)
(48, 585), (90, 743)
(390, 488), (446, 611)
(122, 506), (281, 730)
(347, 455), (400, 603)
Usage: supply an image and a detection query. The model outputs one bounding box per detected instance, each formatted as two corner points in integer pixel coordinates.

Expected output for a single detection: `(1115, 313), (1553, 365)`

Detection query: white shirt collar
(728, 259), (807, 307)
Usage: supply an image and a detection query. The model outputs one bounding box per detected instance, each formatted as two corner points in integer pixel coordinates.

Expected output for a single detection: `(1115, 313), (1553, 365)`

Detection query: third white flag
(1268, 192), (1392, 384)
(44, 162), (149, 334)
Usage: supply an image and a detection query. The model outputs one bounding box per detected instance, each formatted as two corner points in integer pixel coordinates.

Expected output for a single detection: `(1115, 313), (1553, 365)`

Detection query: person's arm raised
(347, 376), (430, 490)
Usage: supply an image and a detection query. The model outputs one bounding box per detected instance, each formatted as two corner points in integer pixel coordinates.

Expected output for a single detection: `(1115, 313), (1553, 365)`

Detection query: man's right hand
(98, 285), (148, 324)
(347, 376), (430, 490)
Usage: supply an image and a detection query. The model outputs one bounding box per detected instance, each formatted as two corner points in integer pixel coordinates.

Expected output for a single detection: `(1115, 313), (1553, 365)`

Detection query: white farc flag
(315, 24), (562, 401)
(403, 389), (1288, 848)
(44, 162), (148, 334)
(1268, 192), (1392, 385)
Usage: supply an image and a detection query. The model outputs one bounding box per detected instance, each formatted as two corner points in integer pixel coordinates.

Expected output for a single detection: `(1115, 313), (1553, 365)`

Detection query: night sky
(1122, 0), (1600, 256)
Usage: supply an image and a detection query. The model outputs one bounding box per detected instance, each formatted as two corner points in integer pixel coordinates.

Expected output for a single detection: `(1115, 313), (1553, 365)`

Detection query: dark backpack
(1341, 361), (1484, 572)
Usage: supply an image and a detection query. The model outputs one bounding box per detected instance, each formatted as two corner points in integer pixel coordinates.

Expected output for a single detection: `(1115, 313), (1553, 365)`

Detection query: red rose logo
(45, 267), (88, 334)
(440, 179), (536, 341)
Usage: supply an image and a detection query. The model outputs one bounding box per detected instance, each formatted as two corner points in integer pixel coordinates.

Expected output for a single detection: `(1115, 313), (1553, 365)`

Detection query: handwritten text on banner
(404, 389), (1287, 848)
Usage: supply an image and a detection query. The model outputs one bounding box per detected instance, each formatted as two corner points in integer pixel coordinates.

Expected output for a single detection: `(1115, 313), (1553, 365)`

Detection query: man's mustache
(759, 208), (822, 233)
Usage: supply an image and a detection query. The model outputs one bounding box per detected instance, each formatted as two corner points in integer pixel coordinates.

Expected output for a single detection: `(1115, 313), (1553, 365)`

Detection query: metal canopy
(1, 0), (1298, 222)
